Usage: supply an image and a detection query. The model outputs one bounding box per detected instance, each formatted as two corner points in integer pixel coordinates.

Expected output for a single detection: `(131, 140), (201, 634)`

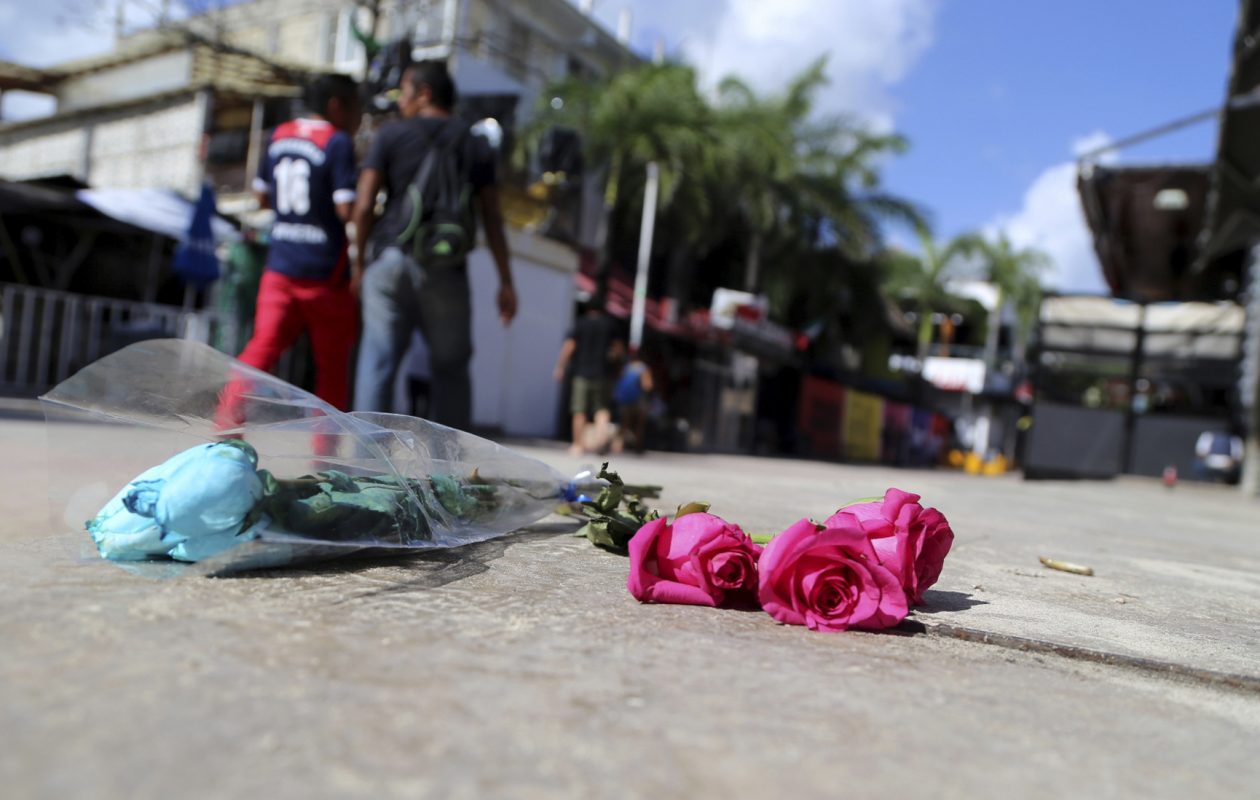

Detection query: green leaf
(573, 465), (662, 555)
(431, 473), (482, 517)
(579, 520), (626, 553)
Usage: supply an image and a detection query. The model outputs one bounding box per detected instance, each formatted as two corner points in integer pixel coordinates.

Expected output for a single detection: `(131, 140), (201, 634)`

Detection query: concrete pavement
(2, 417), (1258, 798)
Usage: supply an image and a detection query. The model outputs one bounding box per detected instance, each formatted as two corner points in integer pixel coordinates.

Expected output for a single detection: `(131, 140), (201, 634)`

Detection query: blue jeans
(354, 247), (472, 430)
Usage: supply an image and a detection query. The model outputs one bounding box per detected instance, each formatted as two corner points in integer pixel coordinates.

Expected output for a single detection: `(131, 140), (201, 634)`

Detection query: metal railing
(0, 282), (309, 398)
(0, 282), (209, 396)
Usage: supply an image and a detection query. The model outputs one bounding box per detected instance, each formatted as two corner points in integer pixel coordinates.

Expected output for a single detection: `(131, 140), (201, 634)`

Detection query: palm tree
(524, 56), (925, 335)
(713, 57), (924, 292)
(882, 226), (978, 359)
(521, 63), (714, 274)
(958, 233), (1050, 367)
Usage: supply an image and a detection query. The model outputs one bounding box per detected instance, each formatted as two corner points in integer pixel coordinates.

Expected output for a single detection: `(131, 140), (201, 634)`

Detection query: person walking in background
(612, 348), (653, 455)
(350, 61), (517, 431)
(217, 74), (361, 435)
(554, 298), (624, 456)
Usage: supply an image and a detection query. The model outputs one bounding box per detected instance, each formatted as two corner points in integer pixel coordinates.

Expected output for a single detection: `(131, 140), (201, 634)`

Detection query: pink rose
(627, 513), (763, 608)
(827, 488), (953, 606)
(757, 516), (908, 632)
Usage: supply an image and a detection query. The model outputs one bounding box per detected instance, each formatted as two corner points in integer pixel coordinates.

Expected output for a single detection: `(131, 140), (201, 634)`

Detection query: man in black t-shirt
(350, 61), (517, 430)
(554, 302), (625, 455)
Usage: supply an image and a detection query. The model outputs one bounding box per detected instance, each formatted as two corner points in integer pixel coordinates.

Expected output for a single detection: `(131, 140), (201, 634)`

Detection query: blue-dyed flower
(87, 443), (216, 560)
(88, 441), (264, 563)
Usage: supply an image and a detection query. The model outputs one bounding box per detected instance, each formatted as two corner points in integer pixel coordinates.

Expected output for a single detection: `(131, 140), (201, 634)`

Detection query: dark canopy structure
(1078, 164), (1213, 301)
(1068, 1), (1260, 493)
(1198, 0), (1260, 272)
(1076, 0), (1260, 303)
(0, 178), (87, 215)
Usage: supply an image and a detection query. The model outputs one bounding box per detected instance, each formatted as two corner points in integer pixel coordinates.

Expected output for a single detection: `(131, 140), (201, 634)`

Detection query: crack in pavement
(898, 619), (1260, 694)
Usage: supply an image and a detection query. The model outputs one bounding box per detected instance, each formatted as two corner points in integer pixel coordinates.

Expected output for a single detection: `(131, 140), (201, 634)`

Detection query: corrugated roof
(0, 35), (304, 134)
(34, 28), (307, 87)
(190, 46), (303, 98)
(0, 60), (61, 93)
(48, 31), (188, 76)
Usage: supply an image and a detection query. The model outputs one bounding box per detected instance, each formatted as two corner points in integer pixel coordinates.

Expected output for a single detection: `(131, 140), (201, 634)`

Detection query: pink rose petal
(628, 512), (763, 608)
(757, 517), (908, 632)
(828, 488), (954, 606)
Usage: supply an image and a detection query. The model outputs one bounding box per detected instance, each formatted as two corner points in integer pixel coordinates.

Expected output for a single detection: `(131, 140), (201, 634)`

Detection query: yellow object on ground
(983, 454), (1008, 476)
(1040, 556), (1095, 576)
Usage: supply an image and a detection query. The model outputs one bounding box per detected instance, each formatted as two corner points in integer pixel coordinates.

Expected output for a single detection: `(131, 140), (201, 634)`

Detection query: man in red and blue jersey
(233, 74), (361, 412)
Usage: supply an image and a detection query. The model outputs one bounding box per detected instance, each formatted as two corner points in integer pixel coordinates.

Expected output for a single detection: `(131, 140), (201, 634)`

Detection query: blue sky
(880, 1), (1234, 248)
(593, 0), (1240, 292)
(1, 0), (1242, 291)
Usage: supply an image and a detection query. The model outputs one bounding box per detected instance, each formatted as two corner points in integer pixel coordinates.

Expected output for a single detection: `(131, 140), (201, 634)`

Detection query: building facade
(0, 0), (632, 200)
(0, 0), (637, 438)
(0, 35), (302, 197)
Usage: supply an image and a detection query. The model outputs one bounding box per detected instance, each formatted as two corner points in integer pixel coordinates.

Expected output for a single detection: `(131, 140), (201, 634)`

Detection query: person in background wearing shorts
(554, 299), (624, 455)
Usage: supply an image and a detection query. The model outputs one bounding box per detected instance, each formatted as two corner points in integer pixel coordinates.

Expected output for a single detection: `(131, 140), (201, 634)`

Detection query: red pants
(239, 270), (357, 408)
(217, 270), (358, 439)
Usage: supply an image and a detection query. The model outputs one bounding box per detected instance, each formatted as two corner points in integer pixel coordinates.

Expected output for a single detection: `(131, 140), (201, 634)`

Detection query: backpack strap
(396, 120), (470, 246)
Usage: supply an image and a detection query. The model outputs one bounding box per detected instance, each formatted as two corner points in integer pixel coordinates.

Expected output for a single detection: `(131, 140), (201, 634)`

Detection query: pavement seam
(906, 620), (1260, 695)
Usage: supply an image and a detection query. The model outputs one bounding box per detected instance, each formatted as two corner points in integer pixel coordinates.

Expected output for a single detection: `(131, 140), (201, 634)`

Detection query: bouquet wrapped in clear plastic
(41, 339), (585, 574)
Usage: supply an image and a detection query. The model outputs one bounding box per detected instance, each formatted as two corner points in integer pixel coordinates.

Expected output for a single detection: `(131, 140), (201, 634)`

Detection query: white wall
(0, 96), (201, 193)
(0, 125), (86, 180)
(468, 234), (575, 437)
(88, 99), (203, 194)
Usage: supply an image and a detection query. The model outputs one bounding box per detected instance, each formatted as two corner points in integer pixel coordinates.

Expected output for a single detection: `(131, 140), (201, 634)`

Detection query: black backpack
(395, 120), (475, 267)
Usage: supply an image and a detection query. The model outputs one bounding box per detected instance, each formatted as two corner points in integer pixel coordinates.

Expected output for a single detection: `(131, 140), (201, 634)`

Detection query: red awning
(573, 271), (710, 340)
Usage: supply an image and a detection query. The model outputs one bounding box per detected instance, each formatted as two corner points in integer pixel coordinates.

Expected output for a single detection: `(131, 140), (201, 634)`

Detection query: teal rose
(87, 441), (265, 562)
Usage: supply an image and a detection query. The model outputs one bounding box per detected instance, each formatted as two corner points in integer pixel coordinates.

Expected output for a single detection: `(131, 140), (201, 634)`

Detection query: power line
(1076, 89), (1260, 164)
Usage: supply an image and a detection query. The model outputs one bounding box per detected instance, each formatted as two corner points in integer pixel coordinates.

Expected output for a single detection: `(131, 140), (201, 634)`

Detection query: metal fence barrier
(0, 282), (307, 397)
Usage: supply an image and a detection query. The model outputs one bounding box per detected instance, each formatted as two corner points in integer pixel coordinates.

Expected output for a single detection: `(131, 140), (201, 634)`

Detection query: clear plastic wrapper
(41, 339), (582, 575)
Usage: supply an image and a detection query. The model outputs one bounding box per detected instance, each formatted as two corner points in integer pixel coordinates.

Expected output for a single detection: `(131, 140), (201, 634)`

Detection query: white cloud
(582, 0), (937, 129)
(686, 0), (936, 128)
(0, 1), (118, 68)
(0, 1), (185, 121)
(1071, 130), (1118, 165)
(0, 0), (115, 121)
(987, 131), (1114, 294)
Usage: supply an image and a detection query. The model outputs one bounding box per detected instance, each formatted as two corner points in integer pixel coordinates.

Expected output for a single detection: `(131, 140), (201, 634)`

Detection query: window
(320, 12), (337, 65)
(332, 9), (367, 73)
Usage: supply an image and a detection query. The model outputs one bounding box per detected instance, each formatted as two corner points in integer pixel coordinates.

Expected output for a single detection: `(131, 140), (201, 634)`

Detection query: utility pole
(1240, 245), (1260, 495)
(972, 285), (1003, 458)
(629, 161), (659, 353)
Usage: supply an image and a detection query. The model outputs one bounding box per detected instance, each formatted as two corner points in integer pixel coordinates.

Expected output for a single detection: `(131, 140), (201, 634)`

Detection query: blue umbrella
(172, 182), (221, 288)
